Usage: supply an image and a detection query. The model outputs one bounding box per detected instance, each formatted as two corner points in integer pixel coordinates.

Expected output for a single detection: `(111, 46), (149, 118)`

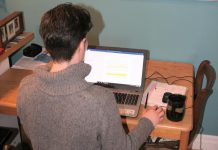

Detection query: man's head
(39, 3), (92, 62)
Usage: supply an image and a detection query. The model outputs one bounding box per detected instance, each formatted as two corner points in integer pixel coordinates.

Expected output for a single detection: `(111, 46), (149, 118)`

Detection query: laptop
(84, 45), (149, 117)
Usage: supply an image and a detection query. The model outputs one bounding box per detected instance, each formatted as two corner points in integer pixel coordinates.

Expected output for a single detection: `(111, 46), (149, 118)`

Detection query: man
(17, 3), (164, 150)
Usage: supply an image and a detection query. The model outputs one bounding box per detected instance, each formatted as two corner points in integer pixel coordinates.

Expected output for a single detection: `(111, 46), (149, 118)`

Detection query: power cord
(145, 71), (193, 85)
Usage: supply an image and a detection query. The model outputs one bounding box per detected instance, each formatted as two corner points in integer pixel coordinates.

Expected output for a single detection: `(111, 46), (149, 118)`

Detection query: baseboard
(192, 134), (218, 150)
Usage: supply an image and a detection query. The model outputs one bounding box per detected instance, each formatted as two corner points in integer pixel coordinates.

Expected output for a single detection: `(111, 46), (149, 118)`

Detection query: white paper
(141, 81), (188, 108)
(12, 50), (51, 70)
(12, 56), (46, 70)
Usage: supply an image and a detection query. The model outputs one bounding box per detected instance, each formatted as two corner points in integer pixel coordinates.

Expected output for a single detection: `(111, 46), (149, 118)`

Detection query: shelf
(0, 32), (34, 62)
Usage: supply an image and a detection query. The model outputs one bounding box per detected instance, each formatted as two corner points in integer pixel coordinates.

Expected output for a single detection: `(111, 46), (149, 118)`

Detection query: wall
(0, 0), (6, 18)
(1, 0), (218, 136)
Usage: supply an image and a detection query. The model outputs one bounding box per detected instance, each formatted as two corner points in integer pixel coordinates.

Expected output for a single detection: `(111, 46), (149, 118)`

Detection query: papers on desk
(141, 81), (188, 107)
(12, 51), (51, 70)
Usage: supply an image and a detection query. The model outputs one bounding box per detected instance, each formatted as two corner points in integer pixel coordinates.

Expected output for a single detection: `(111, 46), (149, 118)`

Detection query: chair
(189, 60), (216, 146)
(143, 60), (216, 149)
(3, 117), (33, 150)
(0, 126), (18, 150)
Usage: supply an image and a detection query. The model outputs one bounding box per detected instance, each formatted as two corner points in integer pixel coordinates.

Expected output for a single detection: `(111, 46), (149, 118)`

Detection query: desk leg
(179, 131), (189, 150)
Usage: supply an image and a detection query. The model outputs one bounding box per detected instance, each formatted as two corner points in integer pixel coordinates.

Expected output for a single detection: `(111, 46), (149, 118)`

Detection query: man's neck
(50, 44), (85, 72)
(50, 61), (72, 72)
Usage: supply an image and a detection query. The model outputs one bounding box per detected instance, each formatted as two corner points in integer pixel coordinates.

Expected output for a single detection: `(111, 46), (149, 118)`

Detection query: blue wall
(1, 0), (218, 136)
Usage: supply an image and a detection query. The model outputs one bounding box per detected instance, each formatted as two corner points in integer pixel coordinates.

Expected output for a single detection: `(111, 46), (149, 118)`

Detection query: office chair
(142, 60), (216, 150)
(3, 117), (33, 150)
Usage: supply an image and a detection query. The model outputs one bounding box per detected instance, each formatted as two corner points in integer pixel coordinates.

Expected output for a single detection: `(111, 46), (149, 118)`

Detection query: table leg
(179, 131), (190, 150)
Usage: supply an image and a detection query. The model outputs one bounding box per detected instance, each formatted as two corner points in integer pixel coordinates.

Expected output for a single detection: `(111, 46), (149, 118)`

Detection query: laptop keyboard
(113, 92), (139, 105)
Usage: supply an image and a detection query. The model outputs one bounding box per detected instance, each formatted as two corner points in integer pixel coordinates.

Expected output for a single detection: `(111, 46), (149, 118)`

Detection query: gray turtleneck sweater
(17, 62), (154, 150)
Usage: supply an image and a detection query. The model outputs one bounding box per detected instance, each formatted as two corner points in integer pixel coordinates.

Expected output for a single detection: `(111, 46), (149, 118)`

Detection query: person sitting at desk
(17, 3), (165, 150)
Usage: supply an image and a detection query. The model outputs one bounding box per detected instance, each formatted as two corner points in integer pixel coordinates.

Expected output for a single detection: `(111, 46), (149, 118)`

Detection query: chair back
(189, 60), (216, 144)
(2, 118), (32, 150)
(17, 117), (33, 150)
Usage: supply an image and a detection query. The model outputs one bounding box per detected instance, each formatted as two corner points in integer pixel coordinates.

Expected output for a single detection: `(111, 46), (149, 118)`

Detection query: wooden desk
(0, 60), (193, 150)
(0, 31), (34, 114)
(123, 60), (194, 150)
(0, 69), (32, 115)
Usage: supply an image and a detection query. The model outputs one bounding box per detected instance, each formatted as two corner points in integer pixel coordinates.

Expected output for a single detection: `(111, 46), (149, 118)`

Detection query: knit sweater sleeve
(98, 91), (154, 150)
(16, 76), (32, 137)
(17, 77), (29, 122)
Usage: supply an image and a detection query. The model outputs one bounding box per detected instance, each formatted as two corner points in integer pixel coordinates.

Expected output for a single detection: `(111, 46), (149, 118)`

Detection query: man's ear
(77, 38), (88, 61)
(78, 38), (87, 53)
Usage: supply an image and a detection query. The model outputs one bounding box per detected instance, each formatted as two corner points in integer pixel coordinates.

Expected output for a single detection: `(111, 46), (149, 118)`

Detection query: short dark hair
(39, 3), (92, 62)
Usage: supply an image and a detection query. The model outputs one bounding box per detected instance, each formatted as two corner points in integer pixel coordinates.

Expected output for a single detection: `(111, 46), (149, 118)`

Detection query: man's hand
(142, 106), (165, 126)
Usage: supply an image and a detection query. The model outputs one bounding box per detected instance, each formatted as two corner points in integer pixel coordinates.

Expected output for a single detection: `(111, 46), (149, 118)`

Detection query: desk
(123, 60), (194, 150)
(0, 31), (34, 114)
(0, 69), (32, 115)
(0, 60), (193, 150)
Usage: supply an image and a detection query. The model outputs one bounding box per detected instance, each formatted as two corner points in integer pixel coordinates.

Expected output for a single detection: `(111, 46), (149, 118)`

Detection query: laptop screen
(84, 46), (149, 89)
